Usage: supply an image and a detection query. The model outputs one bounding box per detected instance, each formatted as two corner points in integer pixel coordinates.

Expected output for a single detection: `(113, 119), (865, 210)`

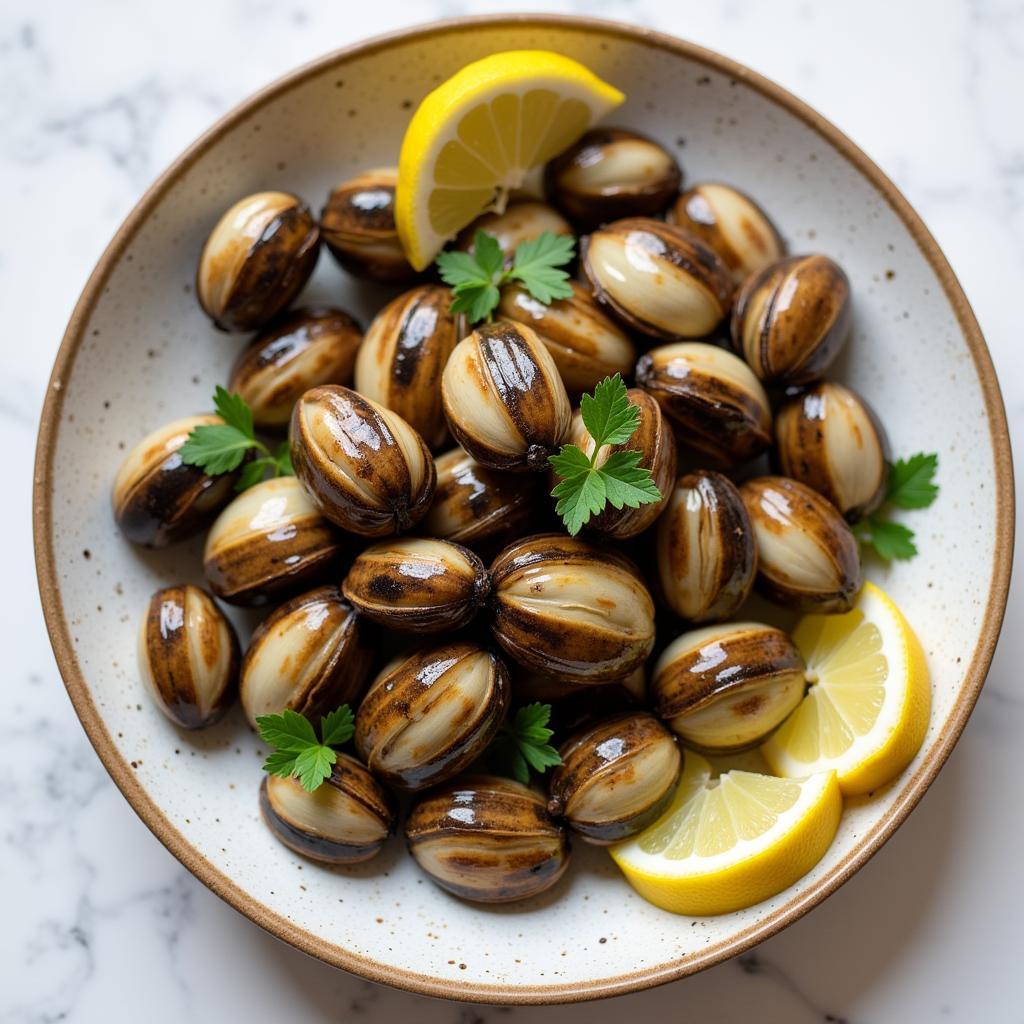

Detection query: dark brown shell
(498, 281), (636, 397)
(138, 584), (239, 729)
(668, 183), (785, 285)
(740, 476), (863, 612)
(290, 385), (436, 536)
(239, 585), (372, 726)
(441, 321), (572, 472)
(260, 755), (396, 864)
(354, 285), (460, 449)
(228, 307), (363, 429)
(774, 381), (890, 520)
(635, 342), (773, 465)
(196, 191), (320, 332)
(342, 538), (490, 633)
(545, 128), (682, 228)
(112, 414), (236, 547)
(405, 775), (570, 903)
(655, 470), (757, 622)
(490, 534), (656, 684)
(423, 448), (544, 552)
(556, 388), (677, 539)
(651, 622), (806, 753)
(731, 254), (851, 384)
(320, 168), (416, 282)
(354, 643), (510, 792)
(202, 476), (343, 606)
(547, 712), (681, 844)
(582, 218), (734, 340)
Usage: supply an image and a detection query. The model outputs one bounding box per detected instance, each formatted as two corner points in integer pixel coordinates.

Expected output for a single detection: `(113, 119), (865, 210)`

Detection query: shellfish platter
(114, 48), (940, 921)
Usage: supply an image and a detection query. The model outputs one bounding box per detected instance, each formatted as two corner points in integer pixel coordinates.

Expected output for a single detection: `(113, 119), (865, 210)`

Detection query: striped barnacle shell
(137, 584), (239, 729)
(112, 414), (236, 547)
(196, 191), (319, 332)
(547, 711), (681, 844)
(557, 388), (676, 539)
(545, 128), (683, 228)
(405, 775), (570, 903)
(441, 321), (572, 472)
(731, 254), (851, 385)
(260, 754), (396, 864)
(668, 183), (785, 286)
(290, 384), (436, 536)
(740, 475), (863, 612)
(651, 622), (806, 753)
(319, 168), (416, 282)
(423, 448), (543, 551)
(490, 534), (656, 684)
(655, 470), (757, 623)
(342, 537), (490, 633)
(497, 281), (636, 396)
(454, 201), (573, 263)
(774, 381), (890, 520)
(239, 585), (372, 727)
(636, 342), (772, 465)
(354, 643), (510, 792)
(582, 217), (734, 340)
(203, 476), (343, 606)
(354, 285), (460, 449)
(228, 307), (363, 429)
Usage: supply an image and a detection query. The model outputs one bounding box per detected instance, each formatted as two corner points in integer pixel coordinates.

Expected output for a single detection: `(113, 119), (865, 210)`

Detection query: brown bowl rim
(32, 12), (1015, 1005)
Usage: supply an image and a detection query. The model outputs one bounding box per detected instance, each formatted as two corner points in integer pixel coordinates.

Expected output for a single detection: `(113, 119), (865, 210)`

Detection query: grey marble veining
(3, 1), (1022, 1021)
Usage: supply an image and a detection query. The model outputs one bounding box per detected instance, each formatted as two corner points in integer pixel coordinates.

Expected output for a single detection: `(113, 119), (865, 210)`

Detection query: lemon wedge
(762, 581), (931, 796)
(395, 50), (624, 270)
(611, 752), (841, 915)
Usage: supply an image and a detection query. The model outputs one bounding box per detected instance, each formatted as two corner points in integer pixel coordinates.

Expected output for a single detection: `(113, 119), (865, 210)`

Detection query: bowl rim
(33, 12), (1015, 1005)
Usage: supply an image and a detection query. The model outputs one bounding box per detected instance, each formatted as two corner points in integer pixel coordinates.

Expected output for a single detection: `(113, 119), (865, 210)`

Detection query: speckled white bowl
(34, 14), (1013, 1005)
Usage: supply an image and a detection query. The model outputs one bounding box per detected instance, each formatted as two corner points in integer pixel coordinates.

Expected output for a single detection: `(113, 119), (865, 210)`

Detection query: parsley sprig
(549, 374), (662, 536)
(853, 452), (939, 560)
(489, 703), (562, 784)
(257, 706), (355, 793)
(436, 229), (575, 325)
(179, 385), (293, 491)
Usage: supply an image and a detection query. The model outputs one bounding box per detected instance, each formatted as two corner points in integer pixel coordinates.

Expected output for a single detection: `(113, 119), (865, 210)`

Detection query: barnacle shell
(740, 475), (863, 612)
(290, 384), (436, 536)
(652, 622), (806, 752)
(405, 775), (570, 903)
(196, 191), (319, 332)
(138, 584), (239, 729)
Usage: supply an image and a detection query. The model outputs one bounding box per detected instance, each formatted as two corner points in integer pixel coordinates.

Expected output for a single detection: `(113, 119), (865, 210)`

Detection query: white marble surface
(4, 0), (1022, 1020)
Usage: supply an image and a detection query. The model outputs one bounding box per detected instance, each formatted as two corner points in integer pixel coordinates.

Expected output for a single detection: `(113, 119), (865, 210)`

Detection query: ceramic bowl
(33, 14), (1013, 1005)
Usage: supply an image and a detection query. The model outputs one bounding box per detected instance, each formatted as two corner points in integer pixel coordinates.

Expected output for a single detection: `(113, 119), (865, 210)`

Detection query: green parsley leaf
(854, 451), (938, 562)
(489, 703), (561, 784)
(886, 453), (939, 509)
(434, 229), (576, 325)
(320, 705), (355, 747)
(257, 704), (355, 793)
(213, 384), (254, 438)
(509, 232), (575, 304)
(179, 389), (295, 490)
(548, 375), (662, 536)
(580, 373), (640, 447)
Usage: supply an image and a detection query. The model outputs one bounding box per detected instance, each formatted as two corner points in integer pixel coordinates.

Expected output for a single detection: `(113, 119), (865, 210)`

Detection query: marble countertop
(5, 0), (1022, 1020)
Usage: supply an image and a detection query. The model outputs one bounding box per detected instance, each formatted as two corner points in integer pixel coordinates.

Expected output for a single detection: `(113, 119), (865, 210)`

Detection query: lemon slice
(611, 753), (841, 915)
(762, 581), (931, 796)
(395, 50), (624, 270)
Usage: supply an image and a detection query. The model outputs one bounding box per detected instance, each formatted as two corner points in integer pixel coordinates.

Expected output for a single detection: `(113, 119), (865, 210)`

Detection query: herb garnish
(257, 706), (355, 793)
(435, 229), (575, 325)
(854, 452), (939, 561)
(549, 374), (662, 536)
(489, 703), (562, 784)
(180, 385), (294, 490)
